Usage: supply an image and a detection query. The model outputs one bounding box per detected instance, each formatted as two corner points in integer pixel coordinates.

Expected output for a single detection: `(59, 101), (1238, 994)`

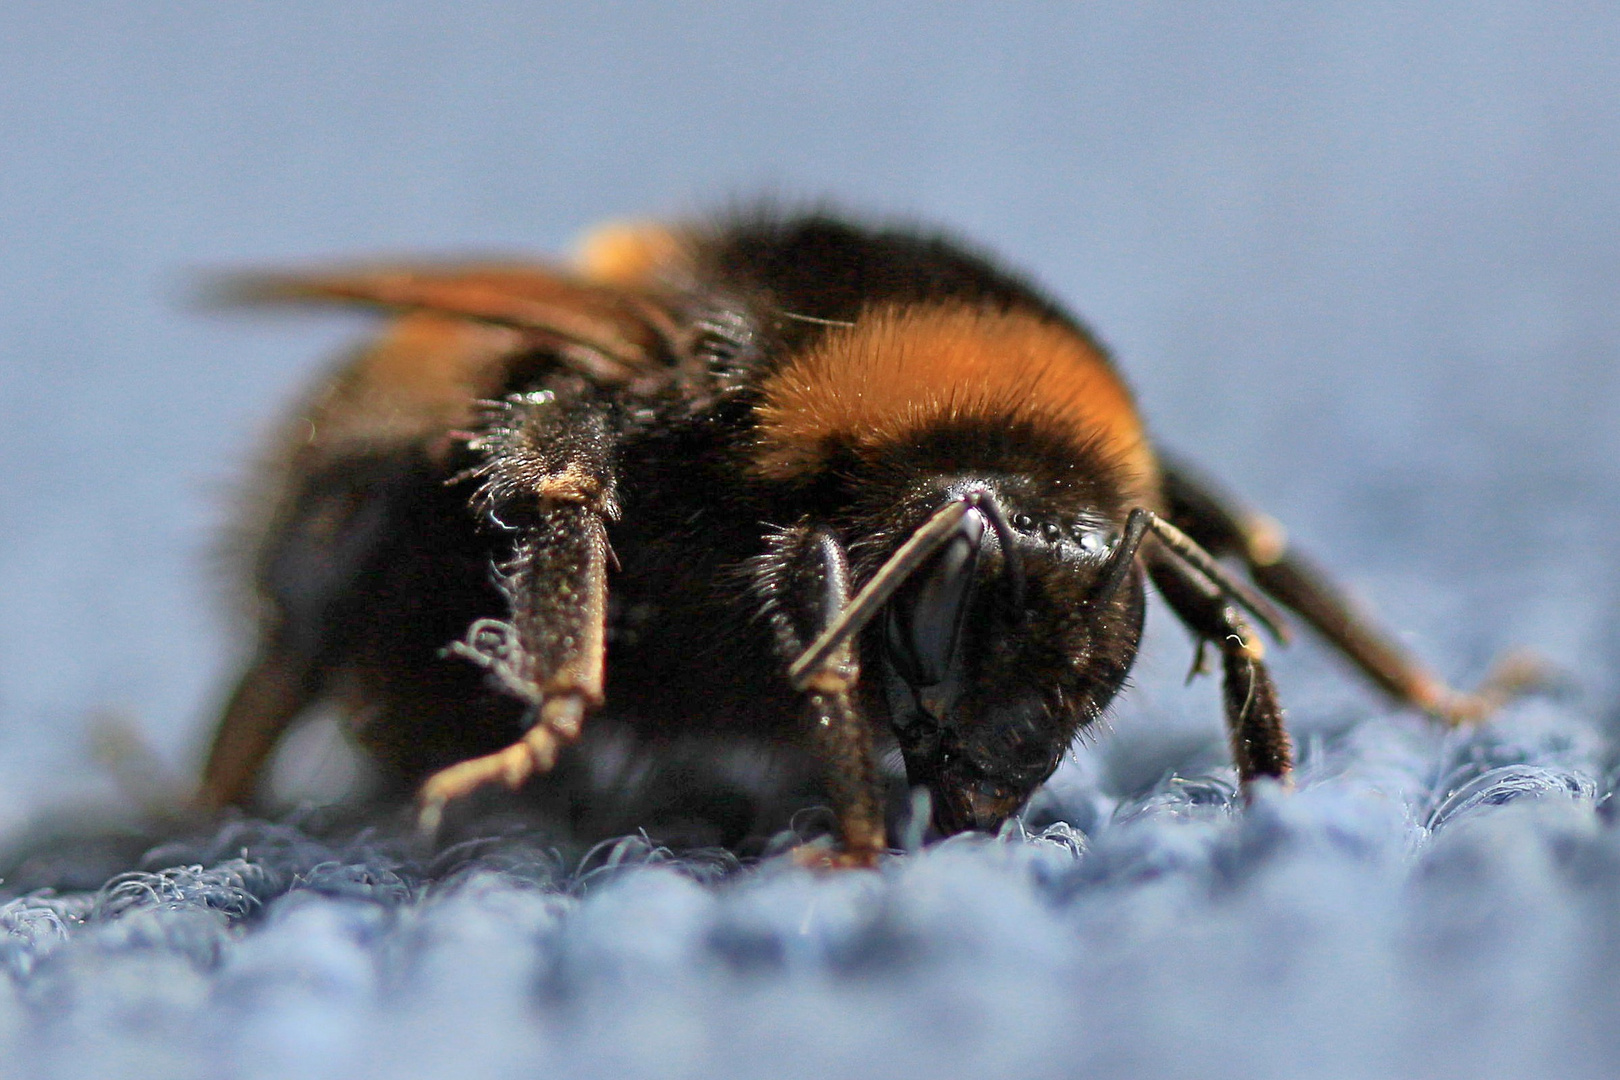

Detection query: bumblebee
(198, 210), (1535, 864)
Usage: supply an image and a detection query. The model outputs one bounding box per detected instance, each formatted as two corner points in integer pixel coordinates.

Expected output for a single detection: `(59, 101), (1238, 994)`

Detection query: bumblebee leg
(417, 392), (618, 833)
(1149, 550), (1292, 787)
(417, 500), (611, 833)
(414, 702), (582, 834)
(199, 452), (424, 811)
(766, 526), (887, 867)
(797, 690), (887, 868)
(196, 648), (317, 811)
(1160, 458), (1546, 725)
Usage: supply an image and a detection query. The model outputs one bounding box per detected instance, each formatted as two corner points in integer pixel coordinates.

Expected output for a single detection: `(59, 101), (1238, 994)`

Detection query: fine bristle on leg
(1219, 628), (1293, 786)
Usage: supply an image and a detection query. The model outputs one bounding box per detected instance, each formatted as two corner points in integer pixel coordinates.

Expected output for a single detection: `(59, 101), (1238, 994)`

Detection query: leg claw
(1430, 649), (1560, 727)
(788, 842), (884, 871)
(414, 704), (578, 836)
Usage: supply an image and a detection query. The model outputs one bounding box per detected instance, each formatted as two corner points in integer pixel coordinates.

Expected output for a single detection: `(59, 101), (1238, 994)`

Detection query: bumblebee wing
(217, 262), (679, 385)
(202, 260), (680, 810)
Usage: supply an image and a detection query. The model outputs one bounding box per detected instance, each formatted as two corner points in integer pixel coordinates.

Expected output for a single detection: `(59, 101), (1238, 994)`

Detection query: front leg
(1148, 547), (1293, 788)
(417, 391), (618, 832)
(760, 526), (888, 866)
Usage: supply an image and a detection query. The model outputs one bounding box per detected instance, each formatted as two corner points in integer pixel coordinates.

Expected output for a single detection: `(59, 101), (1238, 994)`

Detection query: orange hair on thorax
(753, 302), (1156, 498)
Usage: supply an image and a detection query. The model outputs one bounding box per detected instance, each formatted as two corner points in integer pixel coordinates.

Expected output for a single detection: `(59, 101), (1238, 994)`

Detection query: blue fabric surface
(2, 705), (1614, 1078)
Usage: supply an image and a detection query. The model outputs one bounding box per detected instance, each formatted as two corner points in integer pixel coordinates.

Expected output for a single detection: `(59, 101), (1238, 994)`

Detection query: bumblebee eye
(1012, 513), (1035, 533)
(1039, 521), (1062, 543)
(884, 507), (985, 689)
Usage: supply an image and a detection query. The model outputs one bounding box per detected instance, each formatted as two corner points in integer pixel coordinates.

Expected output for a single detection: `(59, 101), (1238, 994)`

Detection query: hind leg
(197, 648), (318, 811)
(1160, 458), (1549, 724)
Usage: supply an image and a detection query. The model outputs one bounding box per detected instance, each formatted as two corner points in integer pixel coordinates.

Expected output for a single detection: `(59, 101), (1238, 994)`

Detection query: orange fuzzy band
(753, 302), (1155, 492)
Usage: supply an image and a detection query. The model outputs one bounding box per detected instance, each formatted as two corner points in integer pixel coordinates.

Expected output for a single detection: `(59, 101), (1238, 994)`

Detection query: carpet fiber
(2, 697), (1613, 1080)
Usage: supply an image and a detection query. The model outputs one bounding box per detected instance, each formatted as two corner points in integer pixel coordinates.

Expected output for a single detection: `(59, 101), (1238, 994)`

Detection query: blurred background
(3, 2), (1618, 835)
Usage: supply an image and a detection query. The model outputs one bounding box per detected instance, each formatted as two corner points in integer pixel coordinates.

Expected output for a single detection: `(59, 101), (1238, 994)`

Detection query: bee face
(871, 485), (1147, 834)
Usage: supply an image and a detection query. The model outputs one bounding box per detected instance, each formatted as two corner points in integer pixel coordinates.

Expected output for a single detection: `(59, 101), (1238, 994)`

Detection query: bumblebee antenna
(1095, 509), (1152, 606)
(1097, 508), (1290, 644)
(789, 498), (975, 691)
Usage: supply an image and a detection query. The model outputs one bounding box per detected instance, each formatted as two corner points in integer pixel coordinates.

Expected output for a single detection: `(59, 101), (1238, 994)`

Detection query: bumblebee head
(867, 484), (1146, 835)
